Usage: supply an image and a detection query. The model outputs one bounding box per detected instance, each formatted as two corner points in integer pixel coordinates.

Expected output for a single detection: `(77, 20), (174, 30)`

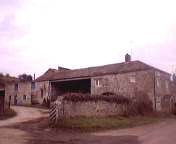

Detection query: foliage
(171, 103), (176, 115)
(0, 73), (16, 85)
(63, 93), (130, 104)
(128, 91), (153, 116)
(18, 74), (33, 82)
(0, 108), (17, 120)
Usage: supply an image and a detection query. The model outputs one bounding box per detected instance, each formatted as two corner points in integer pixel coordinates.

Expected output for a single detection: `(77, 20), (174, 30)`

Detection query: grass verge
(53, 116), (163, 132)
(0, 108), (17, 120)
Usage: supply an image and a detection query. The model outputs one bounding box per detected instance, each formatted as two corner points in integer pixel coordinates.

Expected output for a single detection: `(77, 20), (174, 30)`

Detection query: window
(165, 81), (169, 91)
(14, 83), (18, 91)
(129, 76), (136, 83)
(156, 79), (160, 87)
(31, 82), (35, 90)
(23, 95), (27, 100)
(156, 72), (161, 77)
(94, 79), (101, 87)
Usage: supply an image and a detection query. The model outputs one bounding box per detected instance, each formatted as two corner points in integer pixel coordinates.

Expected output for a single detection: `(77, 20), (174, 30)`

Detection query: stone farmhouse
(5, 54), (175, 111)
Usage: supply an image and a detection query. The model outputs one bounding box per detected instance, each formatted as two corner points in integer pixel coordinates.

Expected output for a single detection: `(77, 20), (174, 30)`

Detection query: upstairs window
(156, 79), (160, 87)
(165, 81), (169, 91)
(129, 76), (136, 83)
(31, 82), (36, 90)
(14, 83), (18, 91)
(129, 73), (136, 83)
(94, 79), (101, 87)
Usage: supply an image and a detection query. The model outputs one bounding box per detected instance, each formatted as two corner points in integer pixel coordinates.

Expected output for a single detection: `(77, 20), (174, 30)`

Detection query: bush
(172, 103), (176, 115)
(62, 93), (130, 104)
(128, 91), (153, 116)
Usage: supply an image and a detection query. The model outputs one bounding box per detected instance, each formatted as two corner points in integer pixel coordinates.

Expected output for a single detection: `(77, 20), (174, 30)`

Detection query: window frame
(94, 79), (102, 87)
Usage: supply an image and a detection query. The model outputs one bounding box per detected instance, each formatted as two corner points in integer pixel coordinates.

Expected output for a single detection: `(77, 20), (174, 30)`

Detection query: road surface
(0, 106), (48, 127)
(93, 118), (176, 144)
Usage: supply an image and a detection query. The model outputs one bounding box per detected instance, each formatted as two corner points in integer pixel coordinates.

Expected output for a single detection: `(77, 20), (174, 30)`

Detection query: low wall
(58, 100), (129, 118)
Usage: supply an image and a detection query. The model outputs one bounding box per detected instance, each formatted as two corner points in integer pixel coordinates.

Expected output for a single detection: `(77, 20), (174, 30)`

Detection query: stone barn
(36, 54), (172, 112)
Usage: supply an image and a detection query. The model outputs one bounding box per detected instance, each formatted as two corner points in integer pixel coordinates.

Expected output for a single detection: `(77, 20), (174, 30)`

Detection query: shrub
(62, 93), (130, 104)
(171, 103), (176, 115)
(128, 91), (153, 116)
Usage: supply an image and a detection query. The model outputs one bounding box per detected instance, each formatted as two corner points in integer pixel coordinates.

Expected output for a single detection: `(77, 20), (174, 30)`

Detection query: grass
(0, 108), (17, 120)
(54, 116), (162, 132)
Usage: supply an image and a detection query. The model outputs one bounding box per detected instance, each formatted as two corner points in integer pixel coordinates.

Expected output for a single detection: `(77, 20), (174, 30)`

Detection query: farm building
(4, 54), (175, 112)
(5, 81), (33, 105)
(36, 54), (173, 111)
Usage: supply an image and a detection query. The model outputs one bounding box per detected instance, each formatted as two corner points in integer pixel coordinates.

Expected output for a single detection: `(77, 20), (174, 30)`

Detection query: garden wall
(63, 100), (129, 117)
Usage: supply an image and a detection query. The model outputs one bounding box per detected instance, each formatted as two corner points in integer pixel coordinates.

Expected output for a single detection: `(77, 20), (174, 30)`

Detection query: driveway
(0, 106), (48, 127)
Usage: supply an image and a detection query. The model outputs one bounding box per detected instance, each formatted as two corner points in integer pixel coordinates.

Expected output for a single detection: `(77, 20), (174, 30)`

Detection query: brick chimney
(125, 53), (131, 62)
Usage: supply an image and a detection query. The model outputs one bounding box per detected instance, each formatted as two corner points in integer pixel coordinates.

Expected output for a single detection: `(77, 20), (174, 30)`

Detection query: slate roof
(36, 60), (170, 82)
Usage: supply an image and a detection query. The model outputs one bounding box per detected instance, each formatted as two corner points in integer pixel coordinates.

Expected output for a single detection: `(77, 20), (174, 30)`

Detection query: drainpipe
(153, 70), (157, 111)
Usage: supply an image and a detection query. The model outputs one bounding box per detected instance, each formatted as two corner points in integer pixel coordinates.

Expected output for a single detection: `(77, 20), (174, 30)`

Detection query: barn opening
(51, 78), (91, 101)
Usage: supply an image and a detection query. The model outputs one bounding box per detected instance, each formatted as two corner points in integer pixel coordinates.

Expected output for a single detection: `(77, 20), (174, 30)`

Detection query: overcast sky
(0, 0), (176, 77)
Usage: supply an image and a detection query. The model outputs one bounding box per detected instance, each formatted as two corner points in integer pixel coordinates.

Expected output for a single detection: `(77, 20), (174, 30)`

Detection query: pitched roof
(36, 68), (58, 82)
(36, 60), (170, 82)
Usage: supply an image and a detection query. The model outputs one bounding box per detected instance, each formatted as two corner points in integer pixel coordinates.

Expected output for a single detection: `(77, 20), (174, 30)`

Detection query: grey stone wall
(155, 71), (172, 111)
(91, 70), (172, 112)
(5, 83), (14, 104)
(5, 82), (32, 105)
(33, 81), (50, 104)
(59, 100), (129, 118)
(91, 70), (154, 102)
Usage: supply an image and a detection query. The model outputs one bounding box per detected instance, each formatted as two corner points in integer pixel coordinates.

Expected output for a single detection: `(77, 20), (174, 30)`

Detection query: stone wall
(91, 70), (155, 106)
(5, 82), (32, 105)
(34, 81), (50, 104)
(5, 83), (14, 104)
(58, 100), (129, 118)
(91, 70), (154, 97)
(91, 70), (173, 112)
(17, 82), (32, 105)
(155, 71), (172, 111)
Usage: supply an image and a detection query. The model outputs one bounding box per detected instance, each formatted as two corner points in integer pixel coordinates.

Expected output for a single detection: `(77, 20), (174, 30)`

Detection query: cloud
(1, 0), (176, 76)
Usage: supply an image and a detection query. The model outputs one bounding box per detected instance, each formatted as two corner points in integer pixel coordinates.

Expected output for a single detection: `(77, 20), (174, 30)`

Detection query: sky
(0, 0), (176, 77)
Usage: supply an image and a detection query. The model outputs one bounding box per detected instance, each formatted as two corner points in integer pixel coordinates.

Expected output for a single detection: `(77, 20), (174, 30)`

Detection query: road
(0, 106), (48, 127)
(93, 118), (176, 144)
(0, 106), (176, 144)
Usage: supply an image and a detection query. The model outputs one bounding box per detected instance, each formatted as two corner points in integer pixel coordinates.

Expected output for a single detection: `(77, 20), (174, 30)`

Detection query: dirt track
(0, 106), (48, 127)
(0, 106), (176, 144)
